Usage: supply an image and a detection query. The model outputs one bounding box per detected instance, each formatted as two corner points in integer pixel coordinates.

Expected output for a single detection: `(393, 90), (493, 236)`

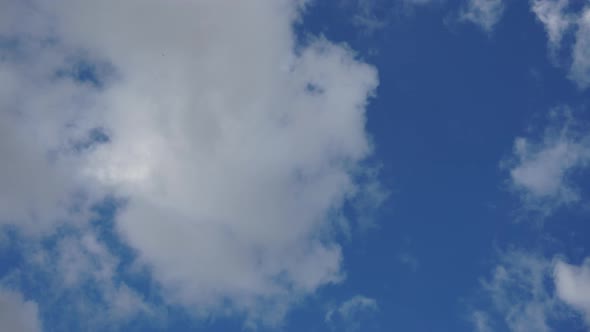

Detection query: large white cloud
(0, 0), (381, 325)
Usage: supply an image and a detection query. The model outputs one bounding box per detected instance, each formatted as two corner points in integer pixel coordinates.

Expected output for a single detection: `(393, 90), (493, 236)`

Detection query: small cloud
(569, 10), (590, 89)
(502, 109), (590, 217)
(397, 252), (420, 271)
(345, 0), (389, 35)
(325, 295), (378, 332)
(459, 0), (505, 33)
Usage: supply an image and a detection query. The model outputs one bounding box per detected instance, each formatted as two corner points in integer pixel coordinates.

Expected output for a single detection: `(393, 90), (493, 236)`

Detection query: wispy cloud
(554, 259), (590, 325)
(502, 109), (590, 217)
(531, 0), (590, 89)
(0, 288), (42, 332)
(325, 295), (378, 331)
(472, 251), (590, 331)
(460, 0), (505, 33)
(472, 251), (564, 332)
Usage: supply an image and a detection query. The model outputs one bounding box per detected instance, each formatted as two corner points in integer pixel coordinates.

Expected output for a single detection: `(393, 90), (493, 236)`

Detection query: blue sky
(1, 1), (590, 332)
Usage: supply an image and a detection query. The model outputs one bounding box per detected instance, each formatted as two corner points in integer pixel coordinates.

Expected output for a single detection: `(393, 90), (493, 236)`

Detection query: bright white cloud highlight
(460, 0), (505, 32)
(0, 0), (382, 325)
(0, 288), (42, 332)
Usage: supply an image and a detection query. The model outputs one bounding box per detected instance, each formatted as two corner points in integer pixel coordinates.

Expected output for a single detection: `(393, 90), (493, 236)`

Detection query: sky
(1, 0), (590, 331)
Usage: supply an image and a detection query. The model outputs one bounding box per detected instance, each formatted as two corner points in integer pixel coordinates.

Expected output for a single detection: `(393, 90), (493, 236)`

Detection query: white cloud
(0, 288), (42, 332)
(348, 0), (388, 34)
(531, 0), (590, 89)
(473, 251), (590, 332)
(460, 0), (505, 32)
(531, 0), (574, 49)
(554, 259), (590, 325)
(325, 295), (378, 331)
(0, 0), (381, 326)
(10, 230), (155, 330)
(480, 251), (557, 332)
(504, 110), (590, 216)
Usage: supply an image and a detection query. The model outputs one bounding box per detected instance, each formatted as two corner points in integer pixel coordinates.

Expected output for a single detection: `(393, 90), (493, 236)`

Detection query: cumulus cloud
(531, 0), (590, 88)
(503, 110), (590, 216)
(0, 288), (42, 332)
(325, 295), (378, 331)
(0, 0), (382, 326)
(460, 0), (505, 32)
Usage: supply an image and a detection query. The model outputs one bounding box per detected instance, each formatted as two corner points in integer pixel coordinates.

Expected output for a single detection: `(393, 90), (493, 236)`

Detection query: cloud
(473, 251), (590, 332)
(397, 252), (420, 271)
(0, 0), (381, 327)
(471, 310), (493, 332)
(503, 110), (590, 216)
(531, 0), (574, 49)
(404, 0), (441, 5)
(531, 0), (590, 89)
(347, 0), (389, 34)
(0, 288), (42, 332)
(325, 295), (378, 331)
(472, 251), (571, 332)
(460, 0), (505, 32)
(569, 9), (590, 89)
(480, 251), (558, 332)
(554, 259), (590, 325)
